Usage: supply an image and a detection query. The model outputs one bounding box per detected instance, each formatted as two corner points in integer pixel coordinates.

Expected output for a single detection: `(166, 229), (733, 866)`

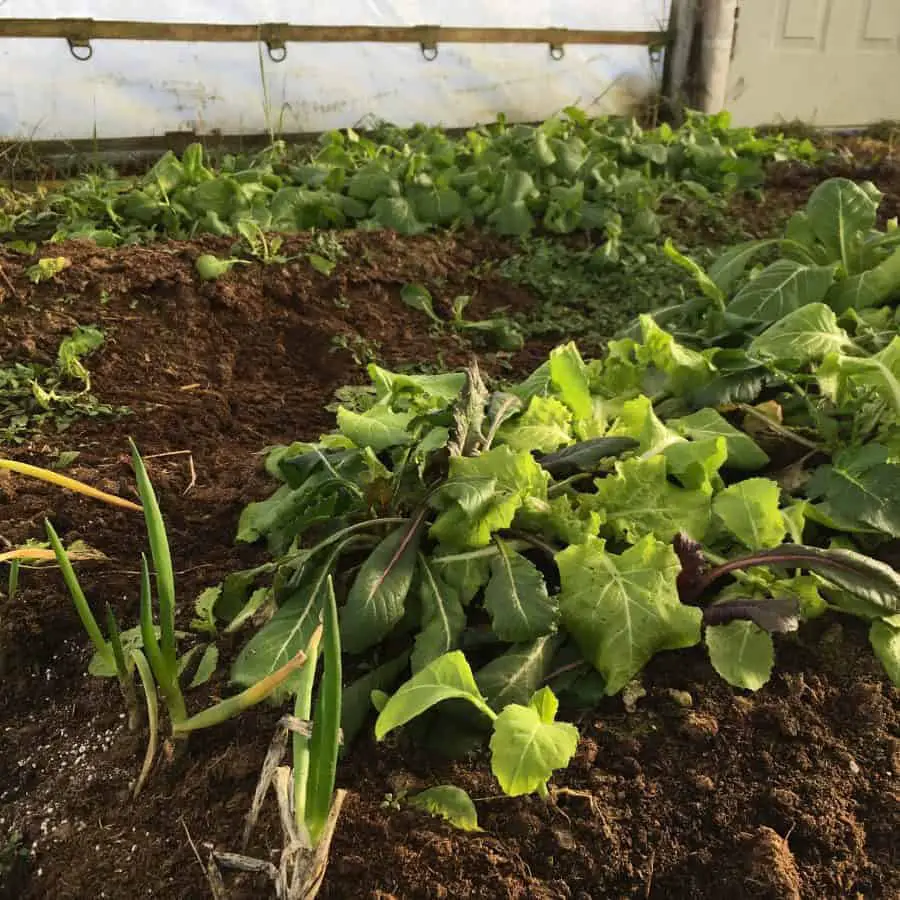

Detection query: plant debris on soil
(0, 155), (898, 900)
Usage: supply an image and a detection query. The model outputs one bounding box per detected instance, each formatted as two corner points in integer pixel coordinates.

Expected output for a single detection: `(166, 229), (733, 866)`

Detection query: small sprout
(195, 254), (249, 281)
(25, 256), (70, 284)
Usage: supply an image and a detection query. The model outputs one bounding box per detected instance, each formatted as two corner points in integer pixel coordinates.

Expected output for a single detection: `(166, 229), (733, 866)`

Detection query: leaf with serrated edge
(341, 517), (424, 654)
(411, 555), (466, 672)
(556, 536), (702, 695)
(407, 785), (481, 831)
(483, 539), (558, 642)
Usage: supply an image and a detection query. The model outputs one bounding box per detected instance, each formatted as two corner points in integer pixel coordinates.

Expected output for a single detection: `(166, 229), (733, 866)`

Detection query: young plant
(47, 440), (314, 794)
(215, 579), (345, 899)
(375, 651), (579, 799)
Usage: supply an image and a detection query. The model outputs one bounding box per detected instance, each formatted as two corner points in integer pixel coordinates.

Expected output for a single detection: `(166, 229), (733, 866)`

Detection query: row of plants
(7, 174), (900, 870)
(0, 111), (818, 248)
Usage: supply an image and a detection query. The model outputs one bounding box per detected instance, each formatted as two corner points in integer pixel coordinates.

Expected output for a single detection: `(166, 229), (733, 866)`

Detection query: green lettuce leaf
(556, 535), (702, 694)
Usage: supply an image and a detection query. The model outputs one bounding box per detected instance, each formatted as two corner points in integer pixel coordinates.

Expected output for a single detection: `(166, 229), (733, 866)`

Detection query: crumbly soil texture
(1, 164), (899, 900)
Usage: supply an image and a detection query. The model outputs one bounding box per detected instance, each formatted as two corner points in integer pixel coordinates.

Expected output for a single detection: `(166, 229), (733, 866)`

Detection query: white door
(726, 0), (900, 127)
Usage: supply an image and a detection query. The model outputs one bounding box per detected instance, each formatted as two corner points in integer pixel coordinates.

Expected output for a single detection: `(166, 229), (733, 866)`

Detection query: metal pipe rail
(0, 19), (670, 62)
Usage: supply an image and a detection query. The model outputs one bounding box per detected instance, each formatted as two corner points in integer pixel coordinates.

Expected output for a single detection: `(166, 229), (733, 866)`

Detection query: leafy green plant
(214, 581), (345, 899)
(0, 326), (126, 443)
(24, 256), (70, 283)
(400, 283), (524, 350)
(45, 440), (313, 794)
(2, 113), (820, 248)
(661, 177), (900, 341)
(220, 292), (900, 734)
(376, 651), (578, 798)
(194, 253), (250, 281)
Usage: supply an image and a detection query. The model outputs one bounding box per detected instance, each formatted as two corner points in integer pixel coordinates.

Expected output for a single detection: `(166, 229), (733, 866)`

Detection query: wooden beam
(0, 19), (669, 48)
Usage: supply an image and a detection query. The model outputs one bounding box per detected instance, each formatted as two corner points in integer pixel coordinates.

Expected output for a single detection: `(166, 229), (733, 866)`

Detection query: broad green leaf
(483, 539), (558, 642)
(670, 408), (769, 470)
(708, 239), (778, 293)
(590, 456), (711, 544)
(663, 436), (728, 494)
(372, 196), (425, 234)
(662, 239), (724, 305)
(713, 478), (786, 550)
(410, 185), (464, 225)
(411, 555), (466, 673)
(607, 395), (683, 456)
(498, 396), (573, 453)
(368, 364), (465, 406)
(336, 406), (415, 451)
(399, 284), (442, 324)
(489, 687), (579, 797)
(548, 343), (593, 423)
(476, 634), (564, 711)
(727, 260), (835, 322)
(375, 651), (493, 739)
(828, 245), (900, 312)
(806, 445), (900, 537)
(433, 551), (491, 605)
(705, 621), (774, 691)
(869, 619), (900, 687)
(430, 446), (549, 549)
(634, 316), (715, 394)
(230, 553), (334, 694)
(749, 303), (851, 362)
(407, 785), (481, 831)
(341, 520), (424, 653)
(341, 650), (411, 748)
(806, 178), (879, 269)
(556, 536), (702, 694)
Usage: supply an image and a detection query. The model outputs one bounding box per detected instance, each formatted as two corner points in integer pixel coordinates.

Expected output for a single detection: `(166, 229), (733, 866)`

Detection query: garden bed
(1, 148), (898, 900)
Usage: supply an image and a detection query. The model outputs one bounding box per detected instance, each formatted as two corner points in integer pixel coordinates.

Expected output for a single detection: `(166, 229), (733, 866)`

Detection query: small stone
(666, 689), (693, 708)
(552, 827), (576, 851)
(692, 774), (715, 792)
(620, 756), (642, 778)
(622, 680), (647, 713)
(679, 711), (719, 741)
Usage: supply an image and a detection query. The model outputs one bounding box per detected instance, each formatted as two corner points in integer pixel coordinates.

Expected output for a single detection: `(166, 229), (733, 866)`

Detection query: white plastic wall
(0, 2), (670, 141)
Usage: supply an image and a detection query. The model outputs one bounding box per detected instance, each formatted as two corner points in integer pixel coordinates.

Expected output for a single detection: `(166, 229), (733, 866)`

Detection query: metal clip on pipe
(261, 23), (287, 62)
(67, 36), (93, 61)
(549, 43), (565, 60)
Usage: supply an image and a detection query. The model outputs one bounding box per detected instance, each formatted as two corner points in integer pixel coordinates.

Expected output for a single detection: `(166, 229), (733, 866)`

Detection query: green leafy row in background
(659, 177), (900, 344)
(1, 111), (818, 247)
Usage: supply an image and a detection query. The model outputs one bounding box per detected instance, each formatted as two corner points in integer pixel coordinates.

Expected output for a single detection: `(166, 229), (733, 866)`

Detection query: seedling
(46, 440), (314, 795)
(214, 579), (345, 899)
(25, 256), (70, 283)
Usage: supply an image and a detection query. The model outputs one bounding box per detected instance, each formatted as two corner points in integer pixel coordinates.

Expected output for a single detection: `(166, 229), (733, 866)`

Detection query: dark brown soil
(1, 174), (898, 900)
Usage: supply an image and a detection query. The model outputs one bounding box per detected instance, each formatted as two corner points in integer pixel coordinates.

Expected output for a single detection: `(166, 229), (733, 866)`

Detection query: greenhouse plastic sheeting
(0, 1), (670, 140)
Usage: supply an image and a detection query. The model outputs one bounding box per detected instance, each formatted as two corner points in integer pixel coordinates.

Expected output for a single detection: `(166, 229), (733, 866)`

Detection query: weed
(0, 326), (127, 443)
(24, 256), (70, 283)
(330, 332), (380, 367)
